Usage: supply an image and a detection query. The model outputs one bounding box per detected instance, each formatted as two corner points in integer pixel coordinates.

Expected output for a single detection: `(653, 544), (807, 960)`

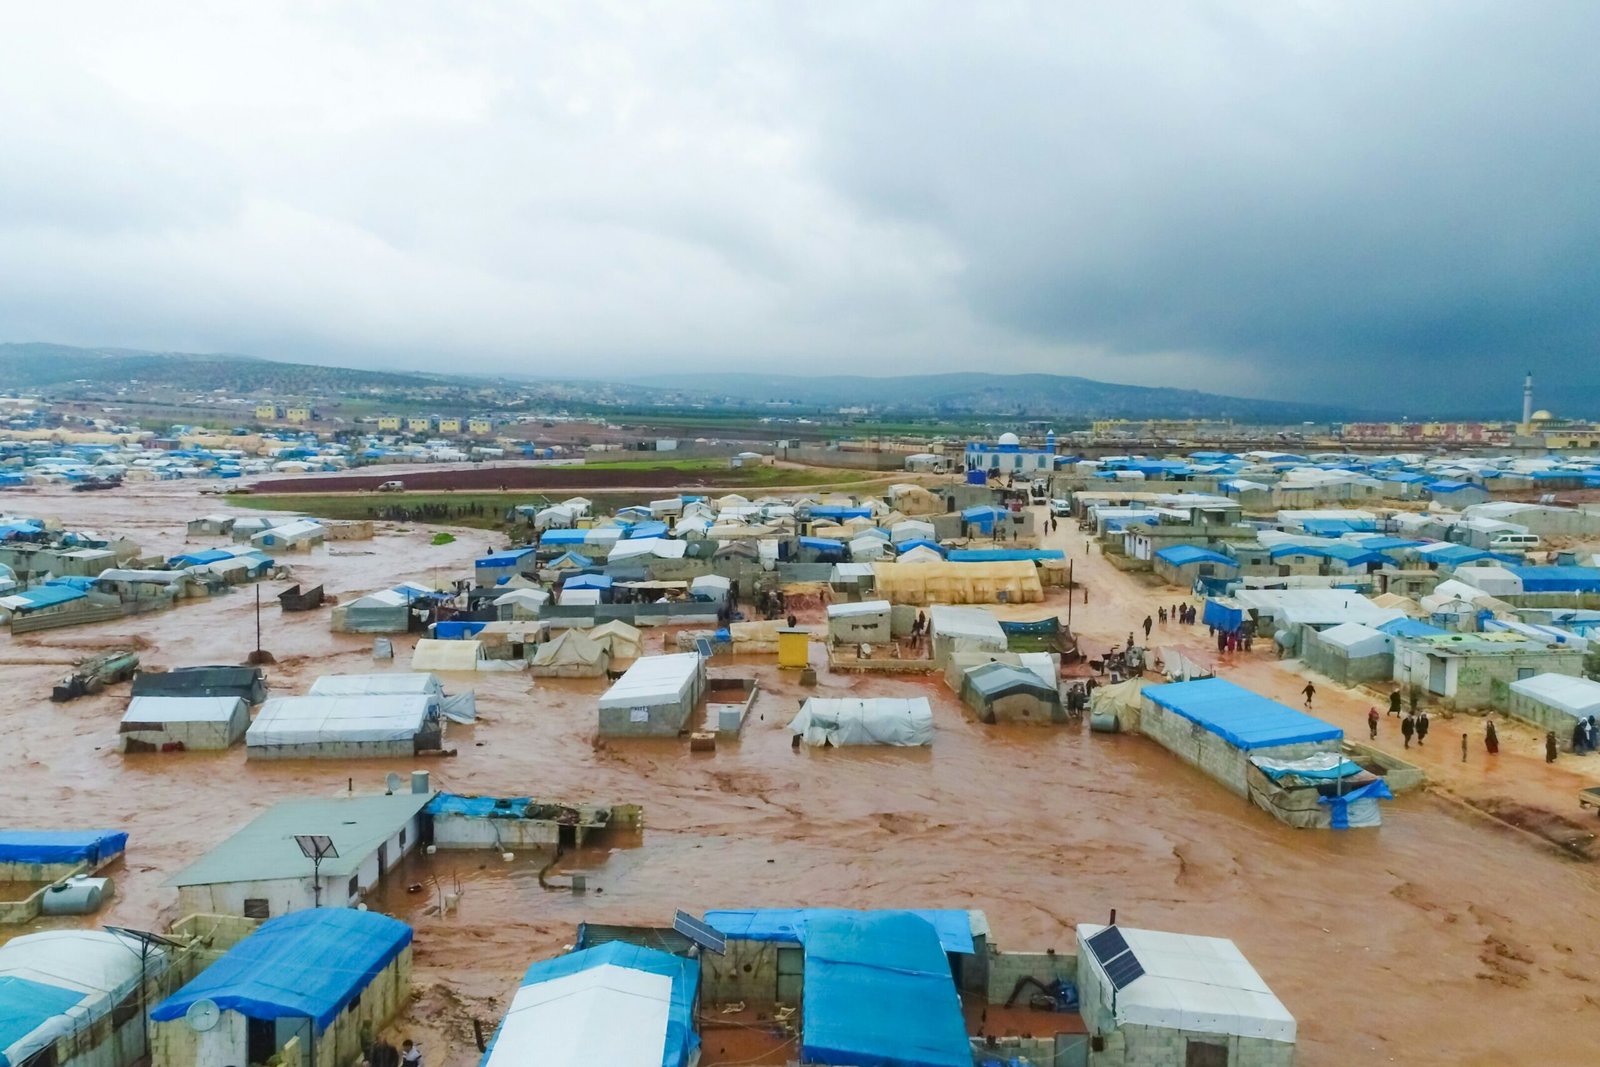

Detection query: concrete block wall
(701, 940), (790, 1006)
(1138, 699), (1338, 798)
(1452, 650), (1584, 711)
(986, 948), (1077, 1003)
(1108, 1025), (1293, 1067)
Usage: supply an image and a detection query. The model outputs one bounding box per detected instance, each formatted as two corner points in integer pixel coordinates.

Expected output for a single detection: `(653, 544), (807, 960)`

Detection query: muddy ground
(4, 482), (1600, 1066)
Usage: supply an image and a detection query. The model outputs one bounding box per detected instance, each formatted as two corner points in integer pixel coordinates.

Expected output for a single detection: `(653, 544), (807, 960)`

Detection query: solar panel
(1086, 926), (1129, 963)
(1103, 952), (1146, 990)
(673, 910), (727, 955)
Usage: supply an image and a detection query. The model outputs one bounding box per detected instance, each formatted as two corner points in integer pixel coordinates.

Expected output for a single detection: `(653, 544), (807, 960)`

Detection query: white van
(1489, 532), (1541, 550)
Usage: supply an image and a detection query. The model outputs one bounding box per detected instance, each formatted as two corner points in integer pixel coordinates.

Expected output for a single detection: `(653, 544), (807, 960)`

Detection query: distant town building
(377, 415), (402, 431)
(254, 404), (282, 420)
(964, 431), (1055, 474)
(285, 406), (313, 424)
(468, 417), (494, 435)
(405, 416), (435, 433)
(438, 417), (463, 434)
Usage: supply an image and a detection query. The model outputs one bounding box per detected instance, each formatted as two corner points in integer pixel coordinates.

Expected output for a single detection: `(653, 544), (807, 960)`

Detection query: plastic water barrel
(411, 770), (431, 795)
(1089, 710), (1121, 734)
(41, 875), (111, 915)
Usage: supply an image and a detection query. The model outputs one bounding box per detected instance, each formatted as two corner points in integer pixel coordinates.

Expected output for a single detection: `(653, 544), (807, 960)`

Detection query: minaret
(1522, 371), (1533, 424)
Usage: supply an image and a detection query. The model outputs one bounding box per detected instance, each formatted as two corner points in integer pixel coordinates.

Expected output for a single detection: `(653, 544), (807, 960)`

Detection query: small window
(399, 827), (407, 848)
(1186, 1041), (1229, 1067)
(243, 898), (270, 920)
(349, 875), (360, 899)
(1516, 667), (1535, 680)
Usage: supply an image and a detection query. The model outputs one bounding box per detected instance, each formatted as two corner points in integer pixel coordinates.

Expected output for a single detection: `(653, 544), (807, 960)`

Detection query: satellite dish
(186, 998), (221, 1032)
(385, 772), (403, 795)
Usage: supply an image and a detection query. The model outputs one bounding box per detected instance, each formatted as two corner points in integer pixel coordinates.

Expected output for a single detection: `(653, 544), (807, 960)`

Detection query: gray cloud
(0, 3), (1595, 413)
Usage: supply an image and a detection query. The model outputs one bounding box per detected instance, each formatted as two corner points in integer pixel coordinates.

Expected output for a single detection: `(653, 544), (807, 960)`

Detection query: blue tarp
(1377, 618), (1448, 638)
(624, 521), (669, 539)
(485, 942), (699, 1067)
(801, 911), (971, 1067)
(1321, 779), (1395, 829)
(151, 909), (412, 1031)
(965, 470), (988, 485)
(0, 976), (87, 1066)
(810, 507), (873, 520)
(5, 586), (85, 610)
(946, 549), (1064, 562)
(895, 539), (945, 556)
(425, 794), (532, 818)
(1268, 542), (1383, 567)
(476, 548), (534, 567)
(1253, 758), (1364, 782)
(539, 529), (588, 545)
(1421, 543), (1515, 566)
(169, 549), (233, 566)
(1202, 598), (1244, 632)
(548, 550), (593, 569)
(1143, 678), (1343, 750)
(702, 908), (974, 954)
(432, 620), (487, 639)
(1155, 546), (1237, 569)
(0, 830), (126, 867)
(1509, 566), (1600, 593)
(563, 573), (613, 590)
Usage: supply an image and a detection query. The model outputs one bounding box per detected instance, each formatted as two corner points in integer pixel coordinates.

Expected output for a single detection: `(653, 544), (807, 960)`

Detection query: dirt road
(3, 486), (1600, 1065)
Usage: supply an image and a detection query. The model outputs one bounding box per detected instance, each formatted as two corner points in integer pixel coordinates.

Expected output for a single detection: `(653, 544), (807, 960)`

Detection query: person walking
(1367, 706), (1380, 740)
(400, 1041), (423, 1067)
(1416, 710), (1430, 747)
(1142, 615), (1153, 640)
(1401, 713), (1416, 749)
(1388, 690), (1403, 718)
(1485, 719), (1500, 754)
(1158, 606), (1167, 625)
(1301, 681), (1316, 709)
(1461, 732), (1468, 762)
(1547, 730), (1560, 763)
(1572, 717), (1588, 755)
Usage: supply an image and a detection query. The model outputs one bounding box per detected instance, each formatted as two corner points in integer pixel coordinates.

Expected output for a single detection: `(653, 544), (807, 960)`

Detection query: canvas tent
(530, 629), (609, 677)
(412, 639), (484, 671)
(597, 654), (706, 737)
(929, 606), (1008, 666)
(871, 560), (1043, 605)
(589, 620), (644, 666)
(119, 695), (249, 752)
(789, 697), (934, 747)
(957, 661), (1063, 724)
(494, 587), (549, 620)
(246, 695), (438, 759)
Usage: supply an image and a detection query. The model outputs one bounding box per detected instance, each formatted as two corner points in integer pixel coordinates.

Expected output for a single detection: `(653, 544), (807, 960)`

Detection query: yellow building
(468, 417), (494, 435)
(405, 416), (435, 433)
(438, 417), (463, 434)
(255, 404), (282, 420)
(285, 406), (312, 423)
(377, 415), (403, 431)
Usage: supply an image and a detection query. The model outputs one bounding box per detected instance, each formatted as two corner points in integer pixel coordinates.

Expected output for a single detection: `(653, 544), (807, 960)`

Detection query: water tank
(1089, 710), (1121, 734)
(411, 769), (431, 794)
(41, 875), (112, 916)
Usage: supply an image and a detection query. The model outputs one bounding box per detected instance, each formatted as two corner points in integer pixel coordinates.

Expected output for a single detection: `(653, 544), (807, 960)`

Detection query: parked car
(377, 480), (406, 492)
(1049, 498), (1072, 517)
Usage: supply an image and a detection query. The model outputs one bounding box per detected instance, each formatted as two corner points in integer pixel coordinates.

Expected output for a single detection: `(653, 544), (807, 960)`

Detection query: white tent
(608, 538), (688, 562)
(0, 931), (169, 1067)
(890, 519), (937, 543)
(849, 536), (889, 561)
(120, 695), (249, 751)
(788, 697), (934, 747)
(929, 606), (1008, 665)
(1078, 924), (1295, 1044)
(310, 672), (444, 699)
(530, 629), (609, 678)
(590, 620), (645, 665)
(561, 587), (602, 607)
(1451, 565), (1523, 597)
(494, 588), (550, 619)
(597, 653), (705, 736)
(896, 544), (944, 565)
(690, 574), (731, 601)
(484, 963), (672, 1067)
(1509, 674), (1600, 720)
(413, 639), (484, 671)
(247, 695), (433, 758)
(1315, 622), (1392, 659)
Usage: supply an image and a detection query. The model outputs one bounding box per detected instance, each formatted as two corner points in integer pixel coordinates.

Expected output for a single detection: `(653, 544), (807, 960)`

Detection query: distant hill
(629, 371), (1365, 422)
(0, 343), (448, 394)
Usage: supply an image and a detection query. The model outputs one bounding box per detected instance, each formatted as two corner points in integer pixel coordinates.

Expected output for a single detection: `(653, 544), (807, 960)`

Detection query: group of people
(362, 1039), (422, 1067)
(907, 609), (931, 650)
(1151, 602), (1199, 628)
(1065, 677), (1097, 717)
(1570, 715), (1600, 755)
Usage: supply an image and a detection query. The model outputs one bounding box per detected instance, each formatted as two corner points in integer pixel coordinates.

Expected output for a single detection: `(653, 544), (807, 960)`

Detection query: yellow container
(777, 628), (810, 670)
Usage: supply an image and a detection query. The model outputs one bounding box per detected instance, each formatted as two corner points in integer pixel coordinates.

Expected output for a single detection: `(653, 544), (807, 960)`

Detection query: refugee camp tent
(493, 588), (549, 621)
(789, 698), (934, 747)
(481, 942), (699, 1067)
(0, 930), (169, 1067)
(689, 574), (731, 603)
(929, 606), (1008, 666)
(119, 695), (249, 752)
(826, 600), (892, 645)
(871, 560), (1043, 605)
(597, 654), (706, 737)
(412, 639), (484, 672)
(958, 661), (1064, 724)
(1507, 674), (1600, 736)
(530, 629), (609, 678)
(589, 621), (644, 666)
(1301, 622), (1395, 686)
(246, 695), (438, 759)
(131, 665), (267, 704)
(330, 584), (435, 633)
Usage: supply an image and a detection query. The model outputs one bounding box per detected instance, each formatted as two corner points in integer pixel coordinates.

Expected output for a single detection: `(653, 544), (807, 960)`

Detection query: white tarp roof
(1315, 622), (1392, 658)
(247, 695), (431, 746)
(789, 697), (934, 747)
(827, 599), (891, 619)
(930, 606), (1007, 643)
(608, 538), (687, 561)
(1232, 589), (1402, 629)
(493, 588), (550, 607)
(890, 520), (936, 542)
(1079, 924), (1296, 1043)
(413, 640), (483, 671)
(599, 654), (701, 710)
(1509, 674), (1600, 719)
(122, 695), (246, 724)
(485, 963), (671, 1067)
(0, 931), (165, 1067)
(561, 588), (602, 606)
(1450, 565), (1523, 597)
(310, 673), (445, 698)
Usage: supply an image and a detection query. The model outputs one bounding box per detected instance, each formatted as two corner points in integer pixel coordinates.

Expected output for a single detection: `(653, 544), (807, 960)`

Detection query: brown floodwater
(4, 484), (1600, 1066)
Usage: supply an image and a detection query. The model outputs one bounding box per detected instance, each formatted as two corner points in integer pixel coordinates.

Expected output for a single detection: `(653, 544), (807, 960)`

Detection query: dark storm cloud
(0, 3), (1595, 413)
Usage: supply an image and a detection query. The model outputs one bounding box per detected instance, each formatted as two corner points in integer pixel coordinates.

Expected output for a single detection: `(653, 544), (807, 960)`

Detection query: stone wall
(986, 947), (1078, 1003)
(1138, 697), (1339, 798)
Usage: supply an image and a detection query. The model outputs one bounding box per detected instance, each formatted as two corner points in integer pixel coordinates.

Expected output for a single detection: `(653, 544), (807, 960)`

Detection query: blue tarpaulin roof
(1420, 543), (1514, 565)
(702, 908), (974, 954)
(1509, 566), (1600, 593)
(1378, 618), (1448, 638)
(1268, 542), (1383, 567)
(895, 539), (945, 556)
(563, 573), (613, 590)
(801, 911), (971, 1067)
(624, 521), (669, 539)
(1155, 546), (1237, 569)
(1143, 678), (1342, 750)
(487, 942), (699, 1067)
(0, 976), (87, 1067)
(1299, 518), (1378, 536)
(425, 794), (532, 818)
(1427, 481), (1480, 493)
(960, 506), (1007, 523)
(539, 529), (588, 544)
(151, 909), (411, 1031)
(0, 830), (126, 867)
(1202, 598), (1245, 632)
(946, 549), (1064, 562)
(810, 507), (873, 520)
(5, 586), (86, 610)
(548, 550), (593, 568)
(432, 620), (487, 639)
(169, 549), (233, 566)
(476, 548), (534, 567)
(800, 537), (847, 554)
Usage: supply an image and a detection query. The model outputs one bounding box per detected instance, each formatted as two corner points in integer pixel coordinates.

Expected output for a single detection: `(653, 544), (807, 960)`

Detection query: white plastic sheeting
(1314, 623), (1392, 659)
(608, 538), (688, 562)
(247, 695), (431, 746)
(120, 695), (249, 750)
(485, 964), (671, 1067)
(599, 654), (702, 711)
(0, 930), (166, 1067)
(1509, 674), (1600, 719)
(412, 640), (484, 671)
(1079, 924), (1296, 1044)
(1450, 565), (1523, 597)
(789, 697), (934, 747)
(309, 673), (445, 699)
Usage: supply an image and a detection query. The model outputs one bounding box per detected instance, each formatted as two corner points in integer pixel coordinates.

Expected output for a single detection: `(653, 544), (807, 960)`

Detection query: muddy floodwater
(4, 483), (1600, 1066)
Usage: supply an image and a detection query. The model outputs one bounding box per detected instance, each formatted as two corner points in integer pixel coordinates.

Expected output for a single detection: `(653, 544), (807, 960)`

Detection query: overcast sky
(2, 3), (1596, 412)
